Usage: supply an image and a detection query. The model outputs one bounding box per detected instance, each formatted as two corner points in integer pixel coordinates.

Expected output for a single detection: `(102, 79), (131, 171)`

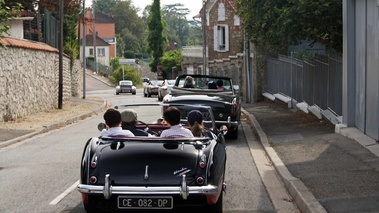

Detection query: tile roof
(0, 37), (58, 52)
(194, 0), (237, 19)
(80, 34), (110, 46)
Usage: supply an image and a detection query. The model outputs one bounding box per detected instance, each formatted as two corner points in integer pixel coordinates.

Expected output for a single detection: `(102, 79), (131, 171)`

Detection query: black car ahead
(77, 104), (227, 212)
(163, 74), (241, 139)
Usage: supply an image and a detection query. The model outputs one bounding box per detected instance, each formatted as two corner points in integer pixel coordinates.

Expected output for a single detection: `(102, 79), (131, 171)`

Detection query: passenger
(121, 109), (152, 136)
(187, 110), (217, 138)
(160, 107), (194, 138)
(101, 108), (135, 137)
(207, 81), (218, 89)
(216, 79), (225, 90)
(183, 76), (195, 88)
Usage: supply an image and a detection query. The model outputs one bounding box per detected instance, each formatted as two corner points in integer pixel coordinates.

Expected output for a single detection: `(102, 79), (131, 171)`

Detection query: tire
(84, 203), (100, 213)
(227, 126), (238, 140)
(132, 92), (136, 95)
(116, 92), (119, 95)
(144, 90), (147, 97)
(208, 192), (223, 213)
(148, 92), (151, 97)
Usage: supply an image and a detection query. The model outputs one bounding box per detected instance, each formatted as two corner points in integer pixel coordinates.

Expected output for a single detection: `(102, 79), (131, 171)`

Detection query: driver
(121, 109), (153, 137)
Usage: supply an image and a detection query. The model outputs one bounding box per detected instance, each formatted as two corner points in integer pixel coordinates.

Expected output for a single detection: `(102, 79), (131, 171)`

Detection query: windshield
(177, 76), (232, 90)
(120, 81), (132, 86)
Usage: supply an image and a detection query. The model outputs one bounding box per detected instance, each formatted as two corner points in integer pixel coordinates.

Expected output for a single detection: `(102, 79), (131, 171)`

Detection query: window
(89, 48), (93, 56)
(97, 48), (105, 57)
(234, 15), (240, 26)
(218, 3), (225, 21)
(213, 25), (229, 52)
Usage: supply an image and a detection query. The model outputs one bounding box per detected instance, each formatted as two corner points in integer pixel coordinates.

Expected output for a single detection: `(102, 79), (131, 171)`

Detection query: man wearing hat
(121, 109), (150, 136)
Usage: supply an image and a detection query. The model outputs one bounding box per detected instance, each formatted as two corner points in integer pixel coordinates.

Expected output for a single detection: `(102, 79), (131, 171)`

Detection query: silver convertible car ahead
(77, 104), (227, 212)
(163, 75), (241, 139)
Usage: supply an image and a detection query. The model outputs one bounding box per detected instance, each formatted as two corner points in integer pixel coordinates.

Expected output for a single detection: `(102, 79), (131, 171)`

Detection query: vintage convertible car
(144, 80), (164, 97)
(77, 104), (227, 212)
(163, 74), (241, 139)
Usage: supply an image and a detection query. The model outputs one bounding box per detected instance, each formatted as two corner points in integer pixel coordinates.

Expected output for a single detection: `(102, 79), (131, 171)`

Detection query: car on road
(77, 104), (227, 212)
(116, 80), (136, 95)
(158, 79), (176, 101)
(163, 74), (241, 139)
(144, 80), (163, 97)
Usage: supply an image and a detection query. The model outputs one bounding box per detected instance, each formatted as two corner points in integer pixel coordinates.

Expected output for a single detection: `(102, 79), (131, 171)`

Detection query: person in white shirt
(160, 107), (194, 138)
(101, 108), (134, 137)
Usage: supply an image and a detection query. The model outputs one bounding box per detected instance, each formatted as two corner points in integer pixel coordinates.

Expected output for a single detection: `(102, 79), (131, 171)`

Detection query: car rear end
(78, 137), (225, 212)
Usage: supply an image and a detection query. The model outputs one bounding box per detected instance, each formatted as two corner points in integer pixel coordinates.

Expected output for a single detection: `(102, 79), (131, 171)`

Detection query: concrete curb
(0, 98), (108, 149)
(242, 108), (327, 213)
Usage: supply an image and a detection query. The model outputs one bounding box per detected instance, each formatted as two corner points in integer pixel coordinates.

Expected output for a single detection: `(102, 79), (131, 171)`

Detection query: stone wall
(0, 46), (82, 122)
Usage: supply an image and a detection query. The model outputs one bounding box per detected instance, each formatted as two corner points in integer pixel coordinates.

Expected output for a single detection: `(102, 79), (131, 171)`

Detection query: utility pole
(58, 0), (64, 109)
(92, 0), (97, 74)
(202, 0), (207, 75)
(82, 0), (86, 99)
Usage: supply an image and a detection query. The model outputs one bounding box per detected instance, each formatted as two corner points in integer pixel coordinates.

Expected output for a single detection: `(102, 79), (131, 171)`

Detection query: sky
(85, 0), (203, 20)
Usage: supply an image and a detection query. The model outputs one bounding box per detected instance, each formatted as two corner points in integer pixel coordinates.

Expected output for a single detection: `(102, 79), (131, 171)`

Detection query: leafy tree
(162, 4), (190, 46)
(96, 0), (145, 55)
(235, 0), (342, 53)
(0, 0), (22, 47)
(93, 0), (120, 14)
(115, 34), (125, 57)
(160, 50), (181, 79)
(109, 65), (142, 85)
(147, 0), (167, 72)
(124, 50), (135, 58)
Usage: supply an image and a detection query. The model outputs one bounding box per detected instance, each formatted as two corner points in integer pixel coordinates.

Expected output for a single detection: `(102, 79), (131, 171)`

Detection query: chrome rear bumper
(78, 174), (218, 200)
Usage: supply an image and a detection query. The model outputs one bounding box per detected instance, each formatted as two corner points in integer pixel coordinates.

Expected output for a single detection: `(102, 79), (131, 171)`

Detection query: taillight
(232, 98), (238, 115)
(90, 176), (97, 183)
(91, 156), (97, 168)
(199, 154), (206, 169)
(196, 176), (204, 185)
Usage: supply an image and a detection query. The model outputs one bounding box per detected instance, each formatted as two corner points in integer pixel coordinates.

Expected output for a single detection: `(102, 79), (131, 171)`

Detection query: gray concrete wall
(0, 47), (82, 122)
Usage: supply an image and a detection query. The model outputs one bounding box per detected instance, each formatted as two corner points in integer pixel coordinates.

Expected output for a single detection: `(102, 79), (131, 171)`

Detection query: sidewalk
(242, 100), (379, 213)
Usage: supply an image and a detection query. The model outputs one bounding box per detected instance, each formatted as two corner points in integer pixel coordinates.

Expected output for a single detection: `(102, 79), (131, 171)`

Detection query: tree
(162, 3), (190, 46)
(0, 0), (21, 47)
(97, 0), (145, 55)
(93, 0), (120, 14)
(146, 0), (167, 72)
(160, 50), (181, 79)
(235, 0), (342, 53)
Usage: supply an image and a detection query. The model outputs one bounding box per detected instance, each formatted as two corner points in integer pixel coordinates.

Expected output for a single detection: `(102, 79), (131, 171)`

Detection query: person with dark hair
(188, 110), (220, 139)
(187, 110), (207, 137)
(207, 81), (218, 89)
(101, 108), (135, 137)
(216, 79), (225, 90)
(160, 107), (194, 138)
(121, 109), (151, 136)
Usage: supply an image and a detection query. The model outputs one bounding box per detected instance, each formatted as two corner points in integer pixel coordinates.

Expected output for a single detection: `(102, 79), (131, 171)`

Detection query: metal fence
(266, 53), (342, 116)
(86, 59), (114, 77)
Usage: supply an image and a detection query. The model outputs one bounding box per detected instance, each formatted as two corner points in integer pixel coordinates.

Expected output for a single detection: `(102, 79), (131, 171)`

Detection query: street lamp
(202, 0), (207, 75)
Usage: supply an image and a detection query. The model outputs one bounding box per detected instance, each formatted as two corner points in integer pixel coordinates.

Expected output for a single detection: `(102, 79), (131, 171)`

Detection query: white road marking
(49, 180), (79, 205)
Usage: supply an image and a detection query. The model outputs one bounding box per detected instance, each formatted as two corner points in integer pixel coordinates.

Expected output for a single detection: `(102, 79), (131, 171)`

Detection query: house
(205, 0), (243, 61)
(0, 17), (34, 39)
(79, 9), (116, 66)
(80, 34), (110, 66)
(181, 0), (243, 75)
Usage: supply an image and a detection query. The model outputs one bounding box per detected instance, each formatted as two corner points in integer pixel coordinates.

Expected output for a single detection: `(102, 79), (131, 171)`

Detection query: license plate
(122, 89), (130, 92)
(118, 196), (173, 209)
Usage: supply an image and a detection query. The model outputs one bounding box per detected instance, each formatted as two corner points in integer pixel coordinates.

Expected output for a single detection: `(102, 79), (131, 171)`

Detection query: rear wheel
(227, 127), (238, 140)
(84, 203), (100, 213)
(144, 90), (147, 97)
(116, 92), (119, 95)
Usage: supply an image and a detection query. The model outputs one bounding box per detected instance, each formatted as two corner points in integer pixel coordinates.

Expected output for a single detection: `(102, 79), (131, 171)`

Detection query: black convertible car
(77, 104), (227, 212)
(163, 74), (241, 139)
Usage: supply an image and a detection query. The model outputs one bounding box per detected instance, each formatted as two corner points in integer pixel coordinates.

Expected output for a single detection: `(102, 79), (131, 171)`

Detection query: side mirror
(98, 123), (106, 131)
